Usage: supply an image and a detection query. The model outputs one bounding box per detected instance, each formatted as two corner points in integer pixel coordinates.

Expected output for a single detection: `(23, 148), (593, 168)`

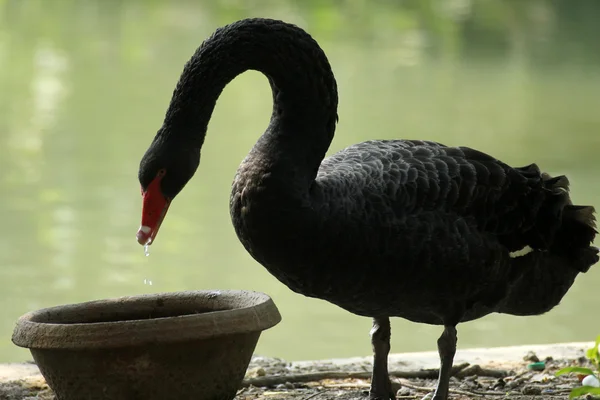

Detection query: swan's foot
(369, 394), (395, 400)
(368, 380), (395, 400)
(368, 378), (396, 399)
(368, 317), (396, 400)
(427, 325), (458, 400)
(369, 391), (395, 400)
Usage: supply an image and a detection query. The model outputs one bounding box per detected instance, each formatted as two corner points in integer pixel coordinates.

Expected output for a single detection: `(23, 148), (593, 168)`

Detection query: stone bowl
(12, 290), (281, 400)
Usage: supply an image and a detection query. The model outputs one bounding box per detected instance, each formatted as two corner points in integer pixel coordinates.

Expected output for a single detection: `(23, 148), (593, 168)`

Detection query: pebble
(459, 380), (479, 390)
(521, 385), (542, 395)
(396, 387), (411, 397)
(506, 378), (525, 389)
(492, 378), (506, 389)
(582, 374), (600, 387)
(523, 351), (540, 363)
(530, 373), (554, 383)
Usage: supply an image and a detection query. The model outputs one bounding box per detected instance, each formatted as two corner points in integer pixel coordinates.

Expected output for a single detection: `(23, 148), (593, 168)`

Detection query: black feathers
(143, 18), (598, 400)
(141, 15), (598, 329)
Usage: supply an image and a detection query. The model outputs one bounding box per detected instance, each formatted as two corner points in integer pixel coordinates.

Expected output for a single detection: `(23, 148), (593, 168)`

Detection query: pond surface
(1, 1), (599, 362)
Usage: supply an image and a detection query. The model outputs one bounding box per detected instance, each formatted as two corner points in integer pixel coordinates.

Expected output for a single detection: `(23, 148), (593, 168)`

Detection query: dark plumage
(137, 19), (598, 400)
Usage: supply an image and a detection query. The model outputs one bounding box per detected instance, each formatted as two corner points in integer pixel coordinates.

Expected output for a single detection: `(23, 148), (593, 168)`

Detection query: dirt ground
(0, 349), (597, 400)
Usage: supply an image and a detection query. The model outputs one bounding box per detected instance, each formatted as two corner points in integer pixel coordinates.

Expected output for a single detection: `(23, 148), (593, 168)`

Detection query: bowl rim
(12, 290), (282, 349)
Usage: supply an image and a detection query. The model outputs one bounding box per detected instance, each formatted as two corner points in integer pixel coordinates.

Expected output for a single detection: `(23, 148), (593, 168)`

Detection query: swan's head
(136, 138), (200, 246)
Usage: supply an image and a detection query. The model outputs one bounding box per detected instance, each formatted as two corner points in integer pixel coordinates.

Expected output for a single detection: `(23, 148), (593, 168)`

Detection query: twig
(242, 372), (364, 388)
(301, 390), (325, 400)
(470, 389), (518, 397)
(241, 362), (502, 388)
(392, 362), (471, 378)
(508, 370), (530, 380)
(455, 364), (508, 378)
(399, 380), (507, 398)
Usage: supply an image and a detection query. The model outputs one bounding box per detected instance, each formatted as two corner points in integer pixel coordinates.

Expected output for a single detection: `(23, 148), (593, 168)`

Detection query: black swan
(136, 18), (598, 400)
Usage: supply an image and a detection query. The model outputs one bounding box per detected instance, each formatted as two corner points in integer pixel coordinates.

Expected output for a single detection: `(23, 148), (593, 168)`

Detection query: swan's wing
(315, 139), (565, 253)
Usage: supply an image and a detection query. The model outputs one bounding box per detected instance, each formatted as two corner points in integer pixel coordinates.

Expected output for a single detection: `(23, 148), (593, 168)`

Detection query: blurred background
(1, 0), (599, 363)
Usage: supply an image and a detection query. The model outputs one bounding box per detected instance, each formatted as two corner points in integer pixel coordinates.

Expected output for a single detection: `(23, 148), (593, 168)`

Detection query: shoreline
(0, 341), (595, 399)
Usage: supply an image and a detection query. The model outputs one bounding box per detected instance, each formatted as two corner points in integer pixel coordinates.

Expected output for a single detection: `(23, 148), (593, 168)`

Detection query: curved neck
(160, 19), (338, 184)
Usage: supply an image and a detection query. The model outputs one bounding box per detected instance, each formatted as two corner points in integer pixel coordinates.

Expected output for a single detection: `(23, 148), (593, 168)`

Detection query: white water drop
(142, 239), (153, 285)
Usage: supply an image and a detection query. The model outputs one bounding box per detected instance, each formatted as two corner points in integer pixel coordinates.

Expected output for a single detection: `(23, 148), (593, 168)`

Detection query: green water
(1, 1), (599, 363)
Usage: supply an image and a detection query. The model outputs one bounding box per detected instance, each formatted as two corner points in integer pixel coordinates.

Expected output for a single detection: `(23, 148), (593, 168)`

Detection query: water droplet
(143, 278), (153, 286)
(144, 244), (150, 257)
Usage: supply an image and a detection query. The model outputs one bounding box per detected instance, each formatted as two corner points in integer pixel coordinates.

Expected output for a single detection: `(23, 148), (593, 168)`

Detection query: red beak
(136, 172), (170, 246)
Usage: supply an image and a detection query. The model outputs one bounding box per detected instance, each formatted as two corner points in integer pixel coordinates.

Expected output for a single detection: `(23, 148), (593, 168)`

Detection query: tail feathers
(544, 172), (598, 271)
(499, 172), (598, 316)
(532, 173), (598, 272)
(565, 205), (597, 231)
(571, 246), (600, 273)
(542, 173), (570, 194)
(553, 205), (598, 272)
(526, 173), (573, 250)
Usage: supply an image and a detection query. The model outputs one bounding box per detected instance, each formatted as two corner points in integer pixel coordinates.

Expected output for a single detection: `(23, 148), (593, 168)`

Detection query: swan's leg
(369, 317), (395, 400)
(428, 325), (457, 400)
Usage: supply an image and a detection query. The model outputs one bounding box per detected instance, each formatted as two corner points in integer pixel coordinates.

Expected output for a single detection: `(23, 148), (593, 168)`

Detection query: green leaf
(569, 386), (600, 399)
(556, 366), (595, 376)
(588, 335), (600, 369)
(592, 346), (600, 355)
